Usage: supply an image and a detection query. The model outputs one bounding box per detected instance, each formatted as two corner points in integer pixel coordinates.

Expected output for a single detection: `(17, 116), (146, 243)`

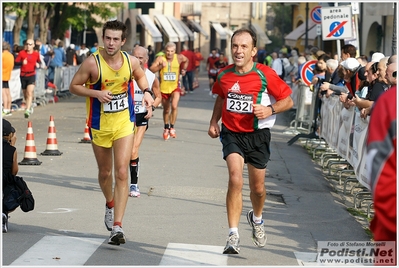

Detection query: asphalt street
(2, 71), (370, 267)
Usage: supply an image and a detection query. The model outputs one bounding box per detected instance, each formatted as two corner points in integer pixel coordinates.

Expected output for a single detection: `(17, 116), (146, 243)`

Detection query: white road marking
(38, 208), (77, 214)
(10, 236), (104, 266)
(160, 243), (228, 266)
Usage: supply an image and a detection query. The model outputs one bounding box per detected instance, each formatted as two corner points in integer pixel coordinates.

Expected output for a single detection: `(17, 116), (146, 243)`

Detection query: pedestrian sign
(321, 6), (353, 40)
(300, 60), (317, 86)
(327, 21), (347, 38)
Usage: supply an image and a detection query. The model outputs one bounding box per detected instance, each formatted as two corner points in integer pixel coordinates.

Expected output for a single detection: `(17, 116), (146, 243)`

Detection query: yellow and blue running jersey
(85, 47), (135, 130)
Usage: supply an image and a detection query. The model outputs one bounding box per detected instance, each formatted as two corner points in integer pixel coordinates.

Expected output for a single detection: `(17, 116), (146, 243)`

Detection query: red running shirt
(15, 50), (41, 77)
(212, 62), (292, 133)
(366, 86), (397, 242)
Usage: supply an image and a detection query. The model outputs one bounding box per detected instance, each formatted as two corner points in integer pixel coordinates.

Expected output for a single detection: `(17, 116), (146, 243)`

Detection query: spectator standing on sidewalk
(180, 45), (197, 94)
(2, 42), (14, 116)
(208, 28), (293, 254)
(149, 42), (188, 141)
(129, 45), (161, 197)
(69, 20), (153, 246)
(14, 39), (42, 118)
(66, 44), (77, 66)
(53, 41), (66, 68)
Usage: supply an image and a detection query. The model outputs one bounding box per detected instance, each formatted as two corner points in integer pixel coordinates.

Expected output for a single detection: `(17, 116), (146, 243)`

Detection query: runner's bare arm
(149, 56), (165, 73)
(69, 55), (113, 103)
(151, 77), (162, 108)
(131, 56), (154, 108)
(208, 96), (223, 138)
(179, 54), (189, 70)
(253, 95), (294, 120)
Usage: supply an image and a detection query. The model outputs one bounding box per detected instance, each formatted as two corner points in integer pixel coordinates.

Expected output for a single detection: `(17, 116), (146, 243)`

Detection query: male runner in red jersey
(208, 28), (293, 254)
(14, 39), (42, 118)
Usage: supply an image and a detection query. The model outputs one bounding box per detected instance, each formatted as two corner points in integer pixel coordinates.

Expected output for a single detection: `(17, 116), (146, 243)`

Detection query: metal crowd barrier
(284, 82), (316, 135)
(53, 66), (79, 97)
(9, 65), (78, 107)
(285, 90), (373, 215)
(319, 95), (370, 190)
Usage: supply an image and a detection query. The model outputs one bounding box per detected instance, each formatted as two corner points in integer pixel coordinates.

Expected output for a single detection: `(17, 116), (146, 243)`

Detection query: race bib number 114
(103, 92), (128, 113)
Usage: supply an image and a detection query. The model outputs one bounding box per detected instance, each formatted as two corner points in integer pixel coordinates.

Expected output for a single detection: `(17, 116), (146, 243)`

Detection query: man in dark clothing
(66, 44), (77, 66)
(2, 119), (18, 233)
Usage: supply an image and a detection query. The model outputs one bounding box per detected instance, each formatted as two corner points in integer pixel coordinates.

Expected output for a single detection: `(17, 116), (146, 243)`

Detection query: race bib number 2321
(226, 92), (253, 114)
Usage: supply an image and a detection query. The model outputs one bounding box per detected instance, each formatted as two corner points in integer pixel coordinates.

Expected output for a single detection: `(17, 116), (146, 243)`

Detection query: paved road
(3, 72), (370, 266)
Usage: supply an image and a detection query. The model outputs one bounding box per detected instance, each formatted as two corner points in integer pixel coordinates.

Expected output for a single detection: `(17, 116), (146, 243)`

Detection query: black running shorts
(20, 75), (36, 89)
(135, 112), (149, 129)
(220, 124), (271, 169)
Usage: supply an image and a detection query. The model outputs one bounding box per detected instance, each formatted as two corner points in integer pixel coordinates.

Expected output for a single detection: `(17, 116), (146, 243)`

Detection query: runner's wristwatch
(267, 104), (276, 115)
(143, 88), (154, 98)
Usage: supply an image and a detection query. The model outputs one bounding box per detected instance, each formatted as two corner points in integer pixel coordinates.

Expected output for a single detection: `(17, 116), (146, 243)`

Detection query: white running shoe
(104, 205), (114, 231)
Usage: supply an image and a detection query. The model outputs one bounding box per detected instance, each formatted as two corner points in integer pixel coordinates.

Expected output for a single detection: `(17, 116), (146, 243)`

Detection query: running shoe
(104, 205), (114, 231)
(24, 110), (30, 119)
(163, 128), (170, 140)
(2, 213), (8, 233)
(108, 225), (126, 245)
(170, 128), (176, 138)
(247, 209), (267, 247)
(129, 184), (140, 197)
(223, 233), (240, 254)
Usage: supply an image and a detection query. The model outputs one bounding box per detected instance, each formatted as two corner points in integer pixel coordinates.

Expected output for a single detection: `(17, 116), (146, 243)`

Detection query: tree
(266, 3), (292, 52)
(3, 3), (27, 46)
(49, 3), (124, 40)
(2, 2), (123, 46)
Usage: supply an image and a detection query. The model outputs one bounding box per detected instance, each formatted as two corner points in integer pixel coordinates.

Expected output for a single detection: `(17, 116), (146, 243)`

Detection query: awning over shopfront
(250, 23), (272, 46)
(167, 16), (193, 41)
(187, 20), (209, 39)
(136, 14), (163, 43)
(161, 15), (189, 42)
(224, 27), (234, 37)
(154, 14), (179, 42)
(300, 24), (318, 44)
(210, 21), (227, 40)
(285, 20), (317, 48)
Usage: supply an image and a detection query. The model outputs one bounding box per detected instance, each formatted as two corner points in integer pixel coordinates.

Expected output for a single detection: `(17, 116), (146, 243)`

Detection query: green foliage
(3, 2), (124, 41)
(267, 35), (284, 53)
(3, 2), (28, 17)
(270, 3), (292, 37)
(266, 3), (293, 52)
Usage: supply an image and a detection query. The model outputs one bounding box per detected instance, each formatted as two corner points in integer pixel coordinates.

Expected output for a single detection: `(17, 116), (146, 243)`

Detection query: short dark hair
(102, 20), (127, 41)
(342, 44), (356, 58)
(231, 28), (257, 48)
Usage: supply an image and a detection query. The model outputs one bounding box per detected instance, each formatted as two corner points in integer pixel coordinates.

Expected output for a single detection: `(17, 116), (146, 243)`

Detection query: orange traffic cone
(41, 115), (63, 156)
(80, 120), (91, 143)
(19, 121), (42, 165)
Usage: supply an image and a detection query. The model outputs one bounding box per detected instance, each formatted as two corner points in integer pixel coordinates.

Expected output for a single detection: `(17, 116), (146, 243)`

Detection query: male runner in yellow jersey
(69, 20), (154, 246)
(150, 42), (188, 140)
